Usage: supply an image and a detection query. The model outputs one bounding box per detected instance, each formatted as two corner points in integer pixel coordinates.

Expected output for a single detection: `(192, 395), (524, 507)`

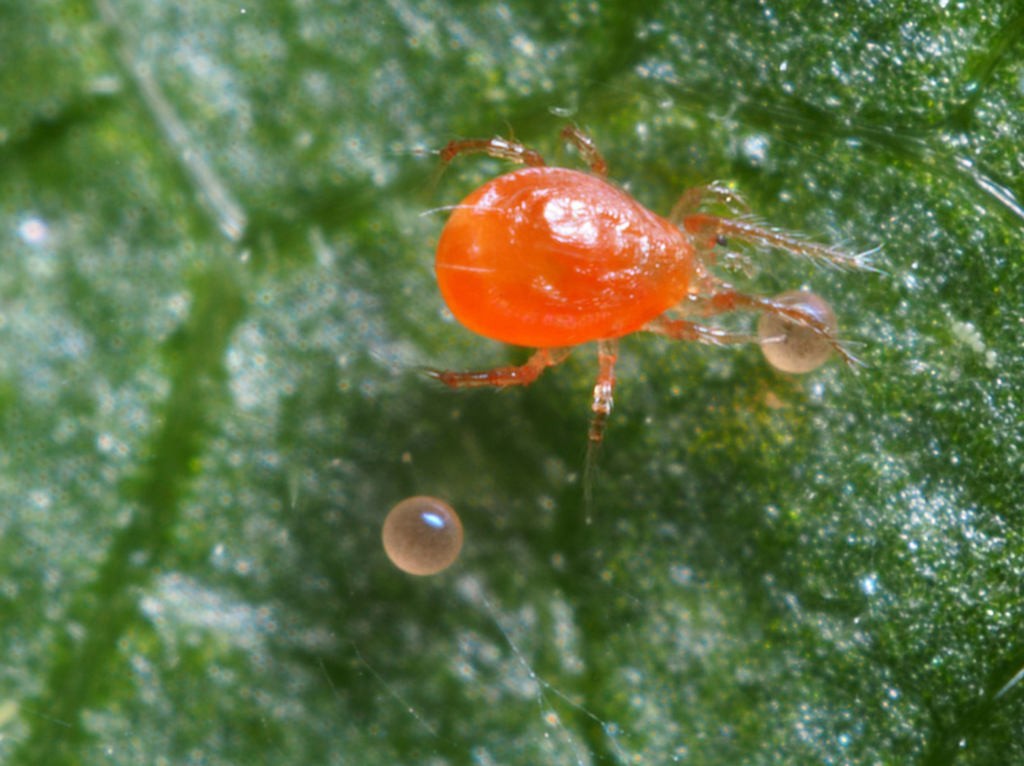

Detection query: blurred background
(2, 1), (1024, 764)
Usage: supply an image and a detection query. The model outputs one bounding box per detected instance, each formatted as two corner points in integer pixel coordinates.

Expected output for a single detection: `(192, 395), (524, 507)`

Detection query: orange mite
(431, 127), (869, 445)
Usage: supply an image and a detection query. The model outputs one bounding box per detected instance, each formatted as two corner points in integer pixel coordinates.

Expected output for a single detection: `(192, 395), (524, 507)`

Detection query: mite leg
(642, 315), (755, 347)
(682, 284), (860, 366)
(560, 126), (608, 177)
(680, 213), (878, 272)
(583, 339), (619, 522)
(588, 339), (619, 445)
(438, 136), (546, 168)
(669, 182), (751, 222)
(427, 347), (571, 388)
(669, 186), (753, 276)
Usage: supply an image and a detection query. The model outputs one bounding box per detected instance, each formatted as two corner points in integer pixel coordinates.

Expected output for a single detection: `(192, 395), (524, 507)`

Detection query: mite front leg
(669, 183), (751, 222)
(428, 347), (571, 388)
(643, 316), (755, 347)
(679, 213), (877, 272)
(685, 285), (859, 367)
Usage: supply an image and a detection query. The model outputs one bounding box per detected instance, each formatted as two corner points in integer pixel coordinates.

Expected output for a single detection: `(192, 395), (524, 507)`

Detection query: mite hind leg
(588, 339), (619, 445)
(560, 126), (608, 177)
(428, 347), (571, 388)
(438, 136), (547, 168)
(583, 339), (619, 523)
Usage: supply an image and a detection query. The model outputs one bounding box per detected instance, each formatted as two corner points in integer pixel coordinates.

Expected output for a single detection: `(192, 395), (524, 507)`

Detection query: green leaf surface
(3, 1), (1023, 764)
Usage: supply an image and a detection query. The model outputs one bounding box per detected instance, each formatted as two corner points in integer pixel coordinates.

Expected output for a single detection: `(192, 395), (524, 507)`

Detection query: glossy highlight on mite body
(430, 126), (872, 446)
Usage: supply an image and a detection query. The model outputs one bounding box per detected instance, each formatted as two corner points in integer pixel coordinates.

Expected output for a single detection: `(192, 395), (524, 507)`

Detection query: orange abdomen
(436, 167), (694, 348)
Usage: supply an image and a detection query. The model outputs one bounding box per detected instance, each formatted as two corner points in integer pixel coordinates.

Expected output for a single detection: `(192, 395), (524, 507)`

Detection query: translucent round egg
(382, 496), (464, 576)
(758, 290), (837, 374)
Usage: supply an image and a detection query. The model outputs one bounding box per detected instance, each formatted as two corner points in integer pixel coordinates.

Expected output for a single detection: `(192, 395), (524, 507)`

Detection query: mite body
(437, 166), (694, 348)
